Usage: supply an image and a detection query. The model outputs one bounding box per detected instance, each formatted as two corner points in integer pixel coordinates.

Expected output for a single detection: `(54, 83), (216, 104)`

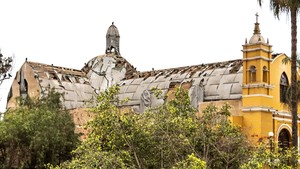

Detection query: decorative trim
(273, 111), (290, 117)
(242, 94), (273, 98)
(242, 83), (274, 89)
(277, 124), (292, 136)
(273, 111), (300, 119)
(243, 56), (273, 61)
(273, 117), (300, 123)
(242, 48), (273, 53)
(242, 107), (276, 112)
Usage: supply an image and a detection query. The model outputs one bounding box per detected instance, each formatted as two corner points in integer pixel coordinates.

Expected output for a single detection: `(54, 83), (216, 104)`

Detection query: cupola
(249, 13), (265, 44)
(106, 22), (120, 55)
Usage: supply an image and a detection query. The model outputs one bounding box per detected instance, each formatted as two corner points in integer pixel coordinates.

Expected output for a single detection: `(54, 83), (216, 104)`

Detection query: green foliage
(150, 86), (164, 99)
(57, 86), (250, 169)
(57, 85), (138, 168)
(241, 143), (298, 169)
(0, 51), (13, 85)
(142, 87), (200, 168)
(0, 88), (79, 169)
(282, 80), (300, 107)
(197, 103), (250, 169)
(172, 153), (206, 169)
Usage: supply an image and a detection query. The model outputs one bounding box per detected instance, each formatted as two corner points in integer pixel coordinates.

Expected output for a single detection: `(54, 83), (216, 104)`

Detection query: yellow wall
(240, 39), (300, 146)
(197, 50), (299, 146)
(269, 54), (291, 111)
(199, 100), (242, 116)
(242, 111), (273, 143)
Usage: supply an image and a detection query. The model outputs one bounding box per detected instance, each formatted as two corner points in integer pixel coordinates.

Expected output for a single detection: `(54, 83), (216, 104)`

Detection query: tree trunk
(291, 6), (298, 168)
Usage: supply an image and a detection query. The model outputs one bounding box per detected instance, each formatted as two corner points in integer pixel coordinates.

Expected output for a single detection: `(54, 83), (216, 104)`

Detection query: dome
(106, 22), (119, 37)
(249, 34), (265, 44)
(82, 53), (137, 92)
(248, 14), (265, 44)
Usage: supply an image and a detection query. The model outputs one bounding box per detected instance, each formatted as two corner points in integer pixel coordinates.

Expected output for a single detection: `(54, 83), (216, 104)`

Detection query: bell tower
(106, 22), (120, 55)
(241, 13), (275, 143)
(242, 13), (273, 101)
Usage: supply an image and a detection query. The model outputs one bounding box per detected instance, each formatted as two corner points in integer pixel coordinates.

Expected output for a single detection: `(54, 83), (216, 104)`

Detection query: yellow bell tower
(242, 13), (275, 143)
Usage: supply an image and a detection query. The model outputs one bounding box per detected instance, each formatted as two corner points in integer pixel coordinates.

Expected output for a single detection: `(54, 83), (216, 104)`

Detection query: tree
(196, 103), (251, 169)
(258, 0), (300, 166)
(283, 80), (300, 105)
(56, 86), (250, 169)
(0, 88), (79, 168)
(172, 153), (206, 169)
(0, 50), (13, 85)
(241, 143), (298, 169)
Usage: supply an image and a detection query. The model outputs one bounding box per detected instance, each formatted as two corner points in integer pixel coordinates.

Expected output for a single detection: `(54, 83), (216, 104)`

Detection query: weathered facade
(6, 18), (300, 149)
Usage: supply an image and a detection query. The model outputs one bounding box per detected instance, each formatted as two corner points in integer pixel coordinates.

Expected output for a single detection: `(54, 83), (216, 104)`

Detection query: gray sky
(0, 0), (294, 111)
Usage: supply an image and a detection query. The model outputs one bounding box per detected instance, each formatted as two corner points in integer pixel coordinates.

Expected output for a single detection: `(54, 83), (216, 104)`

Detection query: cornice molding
(242, 106), (276, 112)
(243, 56), (273, 62)
(242, 83), (274, 89)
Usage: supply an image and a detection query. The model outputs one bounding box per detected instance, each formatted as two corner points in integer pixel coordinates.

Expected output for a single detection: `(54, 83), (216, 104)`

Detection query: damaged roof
(25, 61), (95, 109)
(14, 55), (243, 113)
(29, 53), (138, 110)
(81, 53), (137, 94)
(118, 59), (243, 112)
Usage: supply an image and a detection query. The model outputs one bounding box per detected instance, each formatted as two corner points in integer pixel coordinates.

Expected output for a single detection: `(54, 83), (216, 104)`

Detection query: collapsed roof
(118, 59), (243, 112)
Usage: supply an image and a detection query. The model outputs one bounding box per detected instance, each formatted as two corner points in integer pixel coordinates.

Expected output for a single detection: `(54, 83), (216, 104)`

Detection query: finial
(255, 13), (259, 23)
(267, 38), (269, 44)
(253, 13), (261, 35)
(112, 22), (114, 25)
(245, 38), (248, 44)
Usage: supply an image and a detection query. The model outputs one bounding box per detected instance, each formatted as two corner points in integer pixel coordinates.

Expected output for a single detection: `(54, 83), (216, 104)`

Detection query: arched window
(280, 72), (289, 103)
(249, 66), (256, 82)
(263, 66), (268, 83)
(278, 129), (291, 151)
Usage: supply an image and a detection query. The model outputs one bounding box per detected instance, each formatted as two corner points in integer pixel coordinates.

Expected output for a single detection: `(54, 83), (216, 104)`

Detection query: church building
(6, 16), (298, 148)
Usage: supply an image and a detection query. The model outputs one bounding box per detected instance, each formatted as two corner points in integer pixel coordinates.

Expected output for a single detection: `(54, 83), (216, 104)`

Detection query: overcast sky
(0, 0), (294, 112)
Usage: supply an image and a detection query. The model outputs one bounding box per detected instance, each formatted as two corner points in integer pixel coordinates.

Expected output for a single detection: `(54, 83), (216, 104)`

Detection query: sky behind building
(0, 0), (295, 111)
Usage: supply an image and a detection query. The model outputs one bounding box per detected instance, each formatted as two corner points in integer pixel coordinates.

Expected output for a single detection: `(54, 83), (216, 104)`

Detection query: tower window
(280, 72), (289, 103)
(249, 66), (256, 83)
(263, 66), (268, 83)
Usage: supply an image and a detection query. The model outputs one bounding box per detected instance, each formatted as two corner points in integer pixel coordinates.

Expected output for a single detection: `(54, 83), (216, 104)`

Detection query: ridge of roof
(135, 59), (243, 79)
(26, 61), (86, 77)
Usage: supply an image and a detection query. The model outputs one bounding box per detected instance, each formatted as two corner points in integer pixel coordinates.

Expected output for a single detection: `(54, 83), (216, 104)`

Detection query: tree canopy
(0, 88), (80, 168)
(56, 86), (250, 169)
(1, 85), (297, 169)
(0, 50), (13, 85)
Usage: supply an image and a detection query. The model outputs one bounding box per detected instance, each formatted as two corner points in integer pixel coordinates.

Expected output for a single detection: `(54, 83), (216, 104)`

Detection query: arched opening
(263, 66), (268, 83)
(249, 66), (256, 83)
(280, 72), (289, 103)
(278, 128), (291, 151)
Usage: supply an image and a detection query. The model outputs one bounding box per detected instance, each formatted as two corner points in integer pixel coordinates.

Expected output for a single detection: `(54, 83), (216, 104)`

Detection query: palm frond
(282, 81), (300, 107)
(282, 55), (291, 64)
